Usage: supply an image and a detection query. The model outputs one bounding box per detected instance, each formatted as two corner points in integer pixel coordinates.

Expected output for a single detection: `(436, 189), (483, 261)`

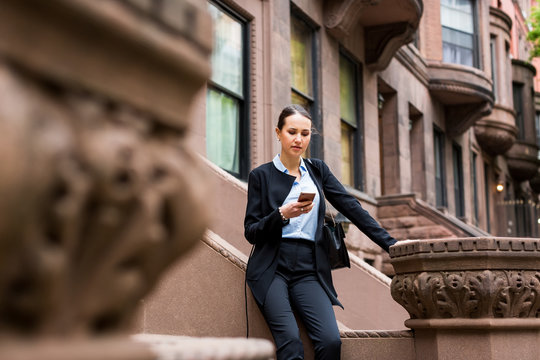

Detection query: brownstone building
(186, 0), (540, 268)
(138, 0), (540, 358)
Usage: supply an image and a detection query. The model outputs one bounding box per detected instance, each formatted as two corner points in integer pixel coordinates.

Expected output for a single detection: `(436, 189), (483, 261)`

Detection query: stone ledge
(133, 334), (274, 360)
(340, 330), (413, 338)
(390, 238), (540, 258)
(406, 318), (540, 330)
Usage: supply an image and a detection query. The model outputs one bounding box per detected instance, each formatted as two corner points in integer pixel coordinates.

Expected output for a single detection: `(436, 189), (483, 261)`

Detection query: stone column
(390, 238), (540, 360)
(0, 0), (273, 359)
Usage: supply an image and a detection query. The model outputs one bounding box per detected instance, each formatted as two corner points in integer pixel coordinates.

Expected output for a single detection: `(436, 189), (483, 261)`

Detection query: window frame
(471, 151), (479, 225)
(290, 5), (322, 159)
(339, 49), (364, 190)
(490, 35), (497, 101)
(206, 0), (250, 180)
(483, 162), (491, 233)
(513, 82), (525, 140)
(441, 0), (480, 68)
(434, 127), (447, 209)
(452, 142), (465, 218)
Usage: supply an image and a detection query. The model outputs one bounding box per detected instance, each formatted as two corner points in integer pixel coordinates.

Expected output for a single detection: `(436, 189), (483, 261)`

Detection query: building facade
(191, 0), (540, 274)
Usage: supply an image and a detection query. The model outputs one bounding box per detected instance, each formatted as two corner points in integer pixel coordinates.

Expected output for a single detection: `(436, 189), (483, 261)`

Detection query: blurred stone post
(0, 0), (272, 359)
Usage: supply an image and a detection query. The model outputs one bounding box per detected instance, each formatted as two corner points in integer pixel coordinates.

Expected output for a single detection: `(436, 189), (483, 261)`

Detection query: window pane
(441, 4), (473, 34)
(453, 144), (464, 218)
(442, 27), (473, 49)
(441, 0), (473, 14)
(291, 16), (313, 96)
(340, 55), (356, 127)
(208, 3), (243, 96)
(434, 130), (446, 207)
(291, 91), (311, 113)
(341, 122), (354, 186)
(513, 83), (525, 140)
(206, 88), (240, 174)
(441, 0), (476, 67)
(536, 112), (540, 159)
(443, 42), (474, 67)
(490, 37), (497, 101)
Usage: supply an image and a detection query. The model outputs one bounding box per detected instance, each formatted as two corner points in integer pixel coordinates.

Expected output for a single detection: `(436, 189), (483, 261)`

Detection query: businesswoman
(244, 104), (397, 360)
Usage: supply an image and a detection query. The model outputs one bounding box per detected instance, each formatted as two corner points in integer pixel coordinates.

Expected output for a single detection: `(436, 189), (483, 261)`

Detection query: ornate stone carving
(324, 0), (381, 38)
(323, 0), (423, 71)
(0, 0), (277, 359)
(391, 270), (540, 320)
(391, 238), (540, 322)
(506, 141), (540, 181)
(0, 63), (209, 336)
(474, 117), (517, 155)
(365, 22), (417, 72)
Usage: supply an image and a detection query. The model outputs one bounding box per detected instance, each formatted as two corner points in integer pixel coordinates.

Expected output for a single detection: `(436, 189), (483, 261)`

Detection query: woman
(244, 104), (396, 360)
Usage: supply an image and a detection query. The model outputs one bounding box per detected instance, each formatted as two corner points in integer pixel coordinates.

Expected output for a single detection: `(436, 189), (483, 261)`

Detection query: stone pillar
(0, 0), (273, 359)
(390, 238), (540, 360)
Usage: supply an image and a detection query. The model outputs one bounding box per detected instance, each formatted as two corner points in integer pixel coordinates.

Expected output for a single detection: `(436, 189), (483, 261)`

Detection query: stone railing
(390, 237), (540, 360)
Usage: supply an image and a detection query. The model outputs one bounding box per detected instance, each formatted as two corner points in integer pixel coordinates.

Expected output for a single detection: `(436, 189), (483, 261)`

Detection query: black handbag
(324, 212), (350, 270)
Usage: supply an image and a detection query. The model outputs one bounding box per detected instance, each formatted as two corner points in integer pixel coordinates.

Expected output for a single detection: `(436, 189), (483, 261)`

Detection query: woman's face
(276, 113), (312, 158)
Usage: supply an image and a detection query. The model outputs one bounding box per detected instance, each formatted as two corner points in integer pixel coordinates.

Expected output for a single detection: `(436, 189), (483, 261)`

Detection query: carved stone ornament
(391, 270), (540, 320)
(390, 238), (540, 325)
(0, 62), (209, 337)
(323, 0), (423, 71)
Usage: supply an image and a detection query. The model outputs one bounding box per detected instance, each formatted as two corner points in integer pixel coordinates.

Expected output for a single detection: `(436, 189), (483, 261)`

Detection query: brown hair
(277, 104), (312, 130)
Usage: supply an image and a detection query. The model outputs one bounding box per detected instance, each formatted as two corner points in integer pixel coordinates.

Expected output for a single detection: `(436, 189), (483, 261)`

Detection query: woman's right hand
(280, 200), (314, 219)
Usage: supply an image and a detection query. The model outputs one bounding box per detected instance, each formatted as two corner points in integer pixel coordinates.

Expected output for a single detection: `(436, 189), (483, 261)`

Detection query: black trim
(339, 49), (365, 191)
(434, 126), (447, 208)
(290, 5), (323, 159)
(452, 142), (465, 218)
(471, 151), (479, 225)
(483, 162), (491, 233)
(207, 0), (250, 180)
(440, 0), (480, 69)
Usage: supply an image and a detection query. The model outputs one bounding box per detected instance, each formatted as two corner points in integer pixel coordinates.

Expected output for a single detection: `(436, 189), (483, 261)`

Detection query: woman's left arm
(318, 161), (397, 252)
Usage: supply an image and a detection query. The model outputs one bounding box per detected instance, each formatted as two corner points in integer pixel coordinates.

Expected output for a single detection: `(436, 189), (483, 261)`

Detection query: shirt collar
(273, 154), (307, 176)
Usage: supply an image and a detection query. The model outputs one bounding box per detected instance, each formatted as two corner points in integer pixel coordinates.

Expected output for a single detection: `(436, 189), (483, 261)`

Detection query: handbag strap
(328, 207), (336, 226)
(307, 159), (335, 225)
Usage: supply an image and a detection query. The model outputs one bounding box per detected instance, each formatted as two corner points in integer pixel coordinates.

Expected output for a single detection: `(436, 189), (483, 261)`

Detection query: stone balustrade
(390, 237), (540, 360)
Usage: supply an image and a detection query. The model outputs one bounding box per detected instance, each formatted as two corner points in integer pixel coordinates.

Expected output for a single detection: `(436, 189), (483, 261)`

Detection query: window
(536, 111), (540, 159)
(452, 143), (464, 218)
(290, 11), (321, 158)
(472, 151), (478, 224)
(484, 162), (490, 233)
(490, 36), (497, 101)
(441, 0), (477, 67)
(339, 52), (363, 189)
(513, 82), (525, 140)
(434, 128), (447, 208)
(206, 2), (248, 179)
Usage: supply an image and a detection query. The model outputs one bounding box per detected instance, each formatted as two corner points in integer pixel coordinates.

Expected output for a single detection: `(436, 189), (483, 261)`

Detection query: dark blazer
(244, 158), (396, 308)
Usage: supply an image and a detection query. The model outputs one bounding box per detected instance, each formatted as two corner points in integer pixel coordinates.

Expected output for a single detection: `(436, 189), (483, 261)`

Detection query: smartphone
(298, 192), (316, 202)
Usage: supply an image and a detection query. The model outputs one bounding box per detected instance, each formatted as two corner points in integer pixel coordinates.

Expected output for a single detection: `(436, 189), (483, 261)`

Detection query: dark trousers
(260, 239), (341, 360)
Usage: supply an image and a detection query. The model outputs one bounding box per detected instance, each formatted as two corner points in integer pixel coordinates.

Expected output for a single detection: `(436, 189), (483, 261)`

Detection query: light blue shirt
(273, 154), (320, 241)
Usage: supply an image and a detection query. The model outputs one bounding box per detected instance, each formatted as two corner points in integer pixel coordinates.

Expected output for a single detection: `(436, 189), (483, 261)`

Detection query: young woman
(244, 104), (396, 360)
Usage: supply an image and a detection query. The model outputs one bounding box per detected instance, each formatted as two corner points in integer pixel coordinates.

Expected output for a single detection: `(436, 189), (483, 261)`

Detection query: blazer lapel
(305, 159), (326, 243)
(269, 165), (296, 208)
